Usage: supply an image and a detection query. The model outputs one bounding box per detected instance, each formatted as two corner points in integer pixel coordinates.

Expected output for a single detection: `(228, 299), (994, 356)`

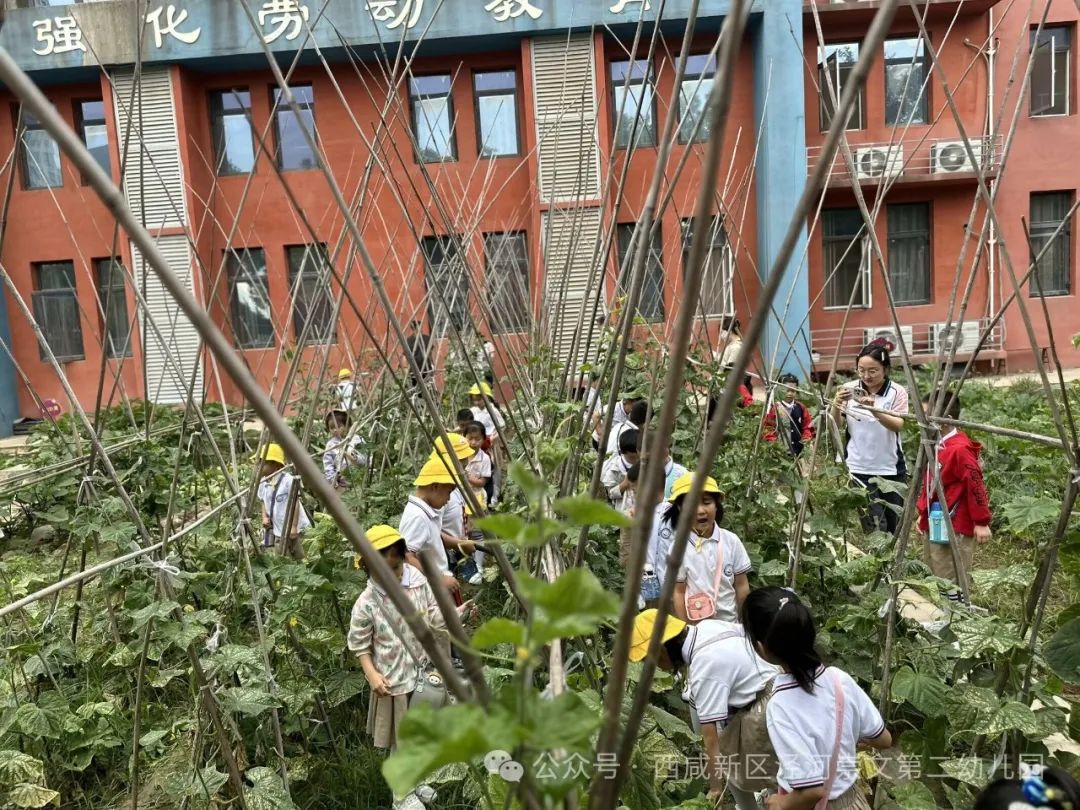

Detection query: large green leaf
(509, 462), (548, 504)
(321, 671), (368, 708)
(890, 666), (949, 717)
(244, 767), (297, 810)
(163, 766), (229, 800)
(6, 783), (59, 809)
(972, 564), (1035, 594)
(1000, 495), (1060, 533)
(383, 702), (519, 796)
(522, 691), (599, 751)
(208, 644), (264, 678)
(951, 616), (1025, 658)
(128, 600), (179, 629)
(1045, 617), (1080, 683)
(471, 618), (525, 650)
(971, 701), (1040, 737)
(0, 752), (44, 786)
(219, 687), (280, 718)
(888, 781), (937, 810)
(14, 704), (55, 740)
(553, 495), (631, 528)
(519, 568), (619, 646)
(473, 514), (525, 540)
(940, 758), (994, 787)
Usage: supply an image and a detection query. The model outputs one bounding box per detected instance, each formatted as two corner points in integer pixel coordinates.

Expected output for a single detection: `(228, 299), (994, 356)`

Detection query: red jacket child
(916, 430), (992, 537)
(763, 399), (815, 455)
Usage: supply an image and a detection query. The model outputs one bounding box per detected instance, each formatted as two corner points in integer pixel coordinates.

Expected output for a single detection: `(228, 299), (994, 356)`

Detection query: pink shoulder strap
(815, 669), (847, 810)
(709, 534), (726, 600)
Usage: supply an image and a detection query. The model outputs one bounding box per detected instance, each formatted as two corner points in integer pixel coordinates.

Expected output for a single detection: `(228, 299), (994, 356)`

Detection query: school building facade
(0, 0), (1073, 434)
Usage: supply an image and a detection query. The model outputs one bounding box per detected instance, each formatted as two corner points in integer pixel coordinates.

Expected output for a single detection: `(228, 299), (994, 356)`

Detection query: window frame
(209, 88), (256, 176)
(883, 37), (930, 127)
(32, 260), (84, 362)
(1029, 190), (1074, 297)
(93, 257), (132, 359)
(14, 105), (63, 190)
(1030, 26), (1072, 117)
(822, 208), (872, 310)
(676, 53), (717, 145)
(483, 231), (531, 334)
(885, 201), (932, 306)
(225, 247), (276, 350)
(285, 243), (337, 345)
(609, 57), (658, 150)
(73, 98), (111, 184)
(817, 42), (865, 132)
(409, 73), (458, 163)
(615, 222), (665, 322)
(421, 235), (469, 336)
(472, 69), (522, 159)
(271, 83), (318, 172)
(681, 216), (734, 318)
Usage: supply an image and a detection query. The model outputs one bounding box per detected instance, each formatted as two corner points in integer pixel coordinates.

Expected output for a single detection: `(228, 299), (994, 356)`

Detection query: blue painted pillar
(0, 293), (18, 436)
(752, 0), (811, 379)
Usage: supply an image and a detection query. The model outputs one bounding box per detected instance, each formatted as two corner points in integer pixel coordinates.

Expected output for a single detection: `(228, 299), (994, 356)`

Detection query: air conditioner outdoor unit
(931, 321), (982, 355)
(931, 140), (984, 174)
(863, 325), (913, 353)
(854, 146), (903, 180)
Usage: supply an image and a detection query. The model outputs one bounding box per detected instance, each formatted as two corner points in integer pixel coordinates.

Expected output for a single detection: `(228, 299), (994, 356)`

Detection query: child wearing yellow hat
(336, 368), (355, 411)
(254, 442), (310, 560)
(468, 382), (505, 505)
(347, 524), (449, 806)
(400, 455), (463, 602)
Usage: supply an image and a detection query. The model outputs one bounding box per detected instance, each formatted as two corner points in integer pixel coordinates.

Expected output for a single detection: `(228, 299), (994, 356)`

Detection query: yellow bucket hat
(629, 609), (687, 662)
(432, 432), (474, 461)
(338, 368), (352, 380)
(668, 472), (721, 502)
(414, 456), (460, 487)
(366, 524), (403, 551)
(252, 443), (286, 466)
(468, 382), (493, 397)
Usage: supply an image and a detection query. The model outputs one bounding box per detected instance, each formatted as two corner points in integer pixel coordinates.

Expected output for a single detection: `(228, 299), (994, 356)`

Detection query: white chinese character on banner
(259, 0), (310, 43)
(145, 5), (202, 48)
(610, 0), (651, 12)
(366, 0), (423, 29)
(33, 17), (87, 57)
(484, 0), (541, 21)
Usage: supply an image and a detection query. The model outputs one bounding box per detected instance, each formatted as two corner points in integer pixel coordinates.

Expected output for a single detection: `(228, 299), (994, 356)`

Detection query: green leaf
(471, 618), (525, 650)
(553, 495), (631, 528)
(138, 728), (168, 750)
(519, 569), (619, 645)
(518, 517), (568, 548)
(148, 667), (185, 688)
(972, 701), (1040, 736)
(383, 703), (519, 796)
(473, 513), (525, 540)
(1000, 495), (1060, 533)
(14, 704), (55, 740)
(952, 616), (1026, 657)
(522, 691), (600, 750)
(940, 758), (994, 787)
(163, 766), (228, 800)
(972, 564), (1036, 594)
(244, 767), (297, 810)
(106, 645), (136, 668)
(509, 462), (548, 504)
(322, 671), (367, 708)
(0, 751), (44, 785)
(890, 666), (949, 717)
(129, 600), (179, 630)
(208, 644), (264, 678)
(220, 687), (280, 718)
(1045, 617), (1080, 683)
(6, 783), (59, 808)
(888, 781), (937, 810)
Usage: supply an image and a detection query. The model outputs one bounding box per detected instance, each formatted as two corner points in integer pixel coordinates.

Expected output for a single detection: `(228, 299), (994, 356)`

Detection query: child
(606, 399), (649, 457)
(323, 409), (368, 491)
(347, 524), (449, 808)
(400, 456), (464, 600)
(629, 609), (779, 810)
(764, 373), (815, 456)
(741, 587), (892, 810)
(974, 766), (1080, 810)
(337, 368), (355, 411)
(601, 429), (640, 566)
(591, 392), (642, 450)
(469, 382), (505, 504)
(463, 422), (492, 506)
(456, 408), (475, 436)
(255, 442), (310, 560)
(916, 389), (992, 607)
(639, 433), (690, 499)
(666, 473), (751, 624)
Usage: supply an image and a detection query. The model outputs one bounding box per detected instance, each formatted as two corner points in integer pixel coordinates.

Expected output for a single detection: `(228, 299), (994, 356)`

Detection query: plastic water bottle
(929, 502), (947, 544)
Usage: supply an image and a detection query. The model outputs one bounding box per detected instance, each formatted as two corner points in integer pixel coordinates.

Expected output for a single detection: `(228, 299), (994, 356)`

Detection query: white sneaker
(467, 572), (482, 586)
(415, 785), (438, 805)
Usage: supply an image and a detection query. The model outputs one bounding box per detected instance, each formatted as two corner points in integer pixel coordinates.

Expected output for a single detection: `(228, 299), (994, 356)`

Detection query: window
(16, 108), (62, 189)
(94, 259), (131, 358)
(615, 223), (665, 322)
(32, 261), (83, 361)
(410, 75), (456, 162)
(474, 71), (520, 157)
(1030, 191), (1073, 296)
(272, 84), (317, 171)
(677, 54), (716, 143)
(75, 100), (111, 180)
(886, 203), (931, 305)
(226, 248), (274, 349)
(422, 236), (468, 336)
(818, 43), (864, 131)
(823, 208), (870, 308)
(483, 232), (530, 333)
(884, 38), (928, 126)
(681, 217), (732, 316)
(210, 89), (255, 175)
(1031, 27), (1071, 116)
(611, 60), (656, 149)
(286, 244), (336, 344)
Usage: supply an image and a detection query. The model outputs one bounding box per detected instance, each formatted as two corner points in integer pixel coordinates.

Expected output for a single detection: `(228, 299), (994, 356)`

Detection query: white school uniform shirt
(840, 378), (909, 477)
(336, 380), (355, 411)
(592, 400), (629, 445)
(605, 420), (639, 457)
(675, 523), (752, 622)
(258, 472), (312, 538)
(682, 621), (781, 727)
(399, 494), (450, 575)
(323, 435), (367, 483)
(767, 665), (886, 799)
(441, 489), (466, 539)
(472, 404), (505, 441)
(600, 453), (635, 507)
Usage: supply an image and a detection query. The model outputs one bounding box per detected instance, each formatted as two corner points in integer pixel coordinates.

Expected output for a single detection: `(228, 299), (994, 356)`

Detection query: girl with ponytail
(741, 587), (892, 809)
